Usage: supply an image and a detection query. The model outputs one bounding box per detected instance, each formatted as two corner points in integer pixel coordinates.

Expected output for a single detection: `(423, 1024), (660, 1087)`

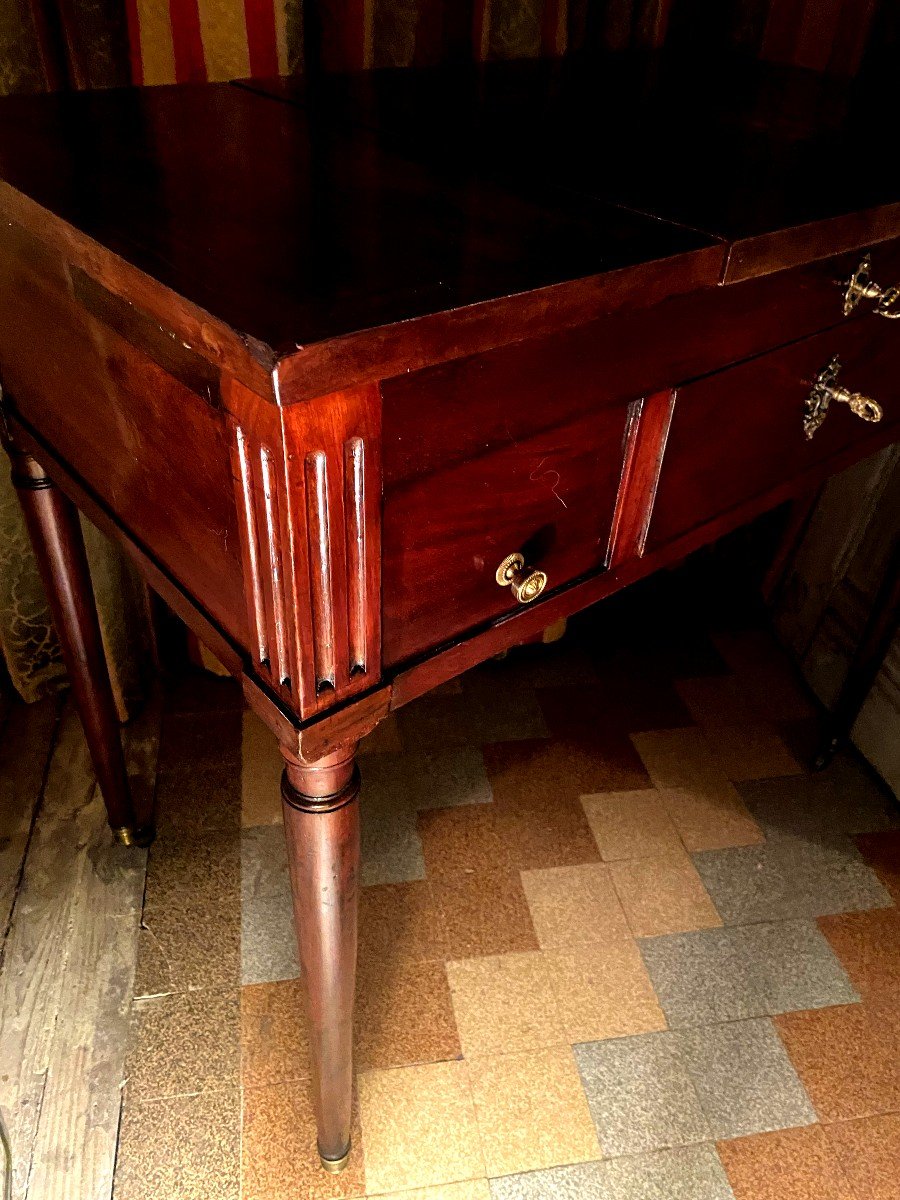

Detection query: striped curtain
(4, 0), (892, 93)
(125, 0), (298, 84)
(118, 0), (896, 83)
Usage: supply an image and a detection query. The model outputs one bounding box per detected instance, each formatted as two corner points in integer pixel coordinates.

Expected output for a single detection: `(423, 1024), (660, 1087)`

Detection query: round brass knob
(495, 552), (548, 604)
(843, 256), (900, 319)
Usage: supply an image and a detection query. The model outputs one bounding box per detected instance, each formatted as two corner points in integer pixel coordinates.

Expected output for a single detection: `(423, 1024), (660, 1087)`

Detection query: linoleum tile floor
(2, 592), (900, 1200)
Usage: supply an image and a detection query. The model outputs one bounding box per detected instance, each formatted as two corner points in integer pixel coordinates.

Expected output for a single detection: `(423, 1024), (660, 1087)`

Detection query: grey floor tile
(733, 919), (859, 1013)
(602, 1146), (735, 1200)
(490, 1161), (608, 1199)
(675, 1018), (815, 1139)
(405, 746), (493, 810)
(693, 838), (891, 925)
(692, 844), (799, 925)
(397, 680), (549, 749)
(360, 757), (426, 885)
(241, 824), (298, 984)
(396, 692), (480, 749)
(241, 824), (289, 899)
(462, 674), (551, 743)
(771, 837), (893, 916)
(638, 929), (764, 1028)
(739, 757), (900, 840)
(640, 920), (859, 1027)
(241, 891), (298, 984)
(574, 1033), (710, 1156)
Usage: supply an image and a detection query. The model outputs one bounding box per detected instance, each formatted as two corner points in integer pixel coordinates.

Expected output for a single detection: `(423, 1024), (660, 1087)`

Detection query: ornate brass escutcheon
(842, 255), (900, 319)
(804, 355), (884, 440)
(495, 552), (548, 604)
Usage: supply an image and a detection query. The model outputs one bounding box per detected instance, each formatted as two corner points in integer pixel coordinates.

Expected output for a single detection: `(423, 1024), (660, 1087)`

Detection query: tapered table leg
(281, 742), (360, 1173)
(6, 447), (152, 845)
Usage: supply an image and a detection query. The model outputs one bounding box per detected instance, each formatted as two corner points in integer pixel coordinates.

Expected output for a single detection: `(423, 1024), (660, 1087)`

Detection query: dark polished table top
(0, 51), (896, 358)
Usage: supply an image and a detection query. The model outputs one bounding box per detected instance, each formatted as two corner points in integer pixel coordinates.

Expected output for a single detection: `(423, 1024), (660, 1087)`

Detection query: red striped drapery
(76, 0), (899, 89)
(122, 0), (892, 85)
(125, 0), (286, 84)
(1, 2), (897, 98)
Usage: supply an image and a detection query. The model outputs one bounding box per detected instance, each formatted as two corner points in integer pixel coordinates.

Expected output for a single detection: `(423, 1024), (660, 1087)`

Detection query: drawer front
(382, 399), (632, 665)
(647, 318), (900, 550)
(379, 238), (900, 503)
(379, 240), (900, 668)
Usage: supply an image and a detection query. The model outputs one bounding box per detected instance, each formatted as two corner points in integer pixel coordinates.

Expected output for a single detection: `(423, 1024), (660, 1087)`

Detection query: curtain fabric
(1, 0), (893, 92)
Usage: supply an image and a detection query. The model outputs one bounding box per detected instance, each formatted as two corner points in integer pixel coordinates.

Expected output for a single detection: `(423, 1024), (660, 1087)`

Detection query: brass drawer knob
(804, 355), (883, 440)
(495, 553), (548, 604)
(843, 256), (900, 319)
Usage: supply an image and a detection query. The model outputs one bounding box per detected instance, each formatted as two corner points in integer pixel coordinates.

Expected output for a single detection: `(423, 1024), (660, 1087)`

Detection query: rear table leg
(6, 446), (152, 845)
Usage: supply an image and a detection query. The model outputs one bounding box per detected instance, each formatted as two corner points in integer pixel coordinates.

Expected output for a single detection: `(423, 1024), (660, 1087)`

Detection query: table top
(0, 50), (897, 364)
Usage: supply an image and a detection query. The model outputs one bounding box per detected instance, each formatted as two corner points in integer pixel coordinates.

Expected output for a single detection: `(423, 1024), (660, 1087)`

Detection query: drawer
(379, 238), (900, 499)
(379, 239), (900, 668)
(647, 317), (900, 550)
(381, 397), (632, 666)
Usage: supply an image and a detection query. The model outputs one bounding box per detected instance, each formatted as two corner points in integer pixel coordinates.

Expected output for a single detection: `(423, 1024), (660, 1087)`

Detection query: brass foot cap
(319, 1144), (351, 1174)
(114, 824), (156, 848)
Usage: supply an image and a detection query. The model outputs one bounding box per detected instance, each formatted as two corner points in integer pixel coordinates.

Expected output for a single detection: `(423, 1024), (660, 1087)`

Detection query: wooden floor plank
(0, 693), (161, 1200)
(0, 697), (60, 947)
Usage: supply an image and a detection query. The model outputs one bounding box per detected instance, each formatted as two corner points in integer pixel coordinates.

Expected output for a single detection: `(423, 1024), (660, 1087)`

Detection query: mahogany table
(1, 49), (899, 1172)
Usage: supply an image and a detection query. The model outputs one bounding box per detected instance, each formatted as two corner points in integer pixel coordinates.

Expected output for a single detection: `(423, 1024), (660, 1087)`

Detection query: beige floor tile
(545, 945), (667, 1042)
(242, 1080), (365, 1200)
(675, 677), (804, 781)
(359, 1061), (484, 1195)
(631, 727), (726, 793)
(520, 863), (632, 950)
(116, 1088), (241, 1200)
(582, 790), (683, 861)
(241, 710), (283, 827)
(445, 952), (565, 1057)
(610, 851), (722, 938)
(661, 786), (763, 852)
(432, 869), (540, 959)
(126, 987), (240, 1099)
(705, 723), (804, 783)
(375, 1184), (492, 1200)
(241, 979), (309, 1088)
(710, 631), (818, 722)
(359, 880), (449, 966)
(629, 731), (764, 850)
(675, 676), (759, 727)
(357, 957), (461, 1071)
(467, 1046), (601, 1178)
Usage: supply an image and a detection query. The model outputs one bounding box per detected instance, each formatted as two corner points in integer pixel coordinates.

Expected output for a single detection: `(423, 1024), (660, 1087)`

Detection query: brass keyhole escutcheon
(804, 355), (884, 440)
(495, 552), (548, 604)
(842, 256), (900, 319)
